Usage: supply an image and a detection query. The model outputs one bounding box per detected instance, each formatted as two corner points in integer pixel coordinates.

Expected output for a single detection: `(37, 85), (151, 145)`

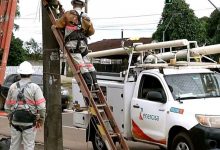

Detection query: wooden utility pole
(42, 1), (63, 150)
(85, 0), (88, 13)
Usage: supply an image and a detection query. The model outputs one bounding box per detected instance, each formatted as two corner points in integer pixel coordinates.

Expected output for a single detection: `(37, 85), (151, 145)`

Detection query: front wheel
(171, 132), (194, 150)
(91, 130), (107, 150)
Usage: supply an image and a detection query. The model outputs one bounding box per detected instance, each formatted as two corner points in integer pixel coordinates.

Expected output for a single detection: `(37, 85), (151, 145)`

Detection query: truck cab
(130, 67), (220, 150)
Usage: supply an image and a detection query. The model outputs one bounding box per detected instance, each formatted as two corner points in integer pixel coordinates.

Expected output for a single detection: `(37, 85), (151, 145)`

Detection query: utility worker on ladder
(4, 61), (46, 150)
(53, 0), (99, 90)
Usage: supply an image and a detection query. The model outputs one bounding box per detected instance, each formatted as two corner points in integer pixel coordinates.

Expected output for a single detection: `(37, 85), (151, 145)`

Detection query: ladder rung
(91, 89), (99, 93)
(96, 104), (106, 108)
(110, 133), (119, 138)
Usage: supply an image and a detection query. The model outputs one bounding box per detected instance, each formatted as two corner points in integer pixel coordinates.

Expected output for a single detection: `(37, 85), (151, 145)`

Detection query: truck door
(131, 74), (167, 145)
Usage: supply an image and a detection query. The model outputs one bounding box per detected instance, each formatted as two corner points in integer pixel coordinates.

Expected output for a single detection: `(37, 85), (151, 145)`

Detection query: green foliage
(24, 38), (43, 60)
(206, 10), (220, 45)
(152, 0), (206, 45)
(14, 4), (20, 31)
(165, 0), (173, 4)
(7, 35), (28, 66)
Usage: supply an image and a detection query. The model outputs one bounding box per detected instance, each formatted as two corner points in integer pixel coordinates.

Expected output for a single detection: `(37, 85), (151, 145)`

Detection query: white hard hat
(71, 0), (85, 6)
(17, 61), (35, 75)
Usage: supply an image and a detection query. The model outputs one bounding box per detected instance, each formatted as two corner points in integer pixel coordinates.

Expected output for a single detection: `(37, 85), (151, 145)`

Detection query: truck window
(165, 73), (220, 100)
(138, 74), (166, 102)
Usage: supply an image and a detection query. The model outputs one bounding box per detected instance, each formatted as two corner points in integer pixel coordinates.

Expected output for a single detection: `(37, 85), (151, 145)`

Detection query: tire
(91, 130), (107, 150)
(0, 96), (4, 110)
(159, 146), (167, 150)
(171, 132), (194, 150)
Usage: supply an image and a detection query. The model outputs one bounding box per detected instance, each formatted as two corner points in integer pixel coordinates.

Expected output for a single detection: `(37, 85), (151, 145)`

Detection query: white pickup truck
(72, 39), (220, 150)
(72, 64), (220, 150)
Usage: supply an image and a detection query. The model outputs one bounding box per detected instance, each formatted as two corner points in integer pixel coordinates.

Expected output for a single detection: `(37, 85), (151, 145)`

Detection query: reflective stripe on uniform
(86, 63), (94, 68)
(77, 63), (86, 68)
(5, 100), (16, 105)
(5, 98), (45, 106)
(35, 98), (46, 105)
(66, 25), (78, 31)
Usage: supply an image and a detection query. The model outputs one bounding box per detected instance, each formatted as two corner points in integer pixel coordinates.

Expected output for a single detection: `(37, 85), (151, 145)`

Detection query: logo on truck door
(139, 108), (159, 121)
(170, 107), (184, 114)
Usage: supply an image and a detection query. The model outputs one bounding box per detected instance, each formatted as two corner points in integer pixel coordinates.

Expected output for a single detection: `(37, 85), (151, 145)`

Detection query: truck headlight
(195, 114), (220, 128)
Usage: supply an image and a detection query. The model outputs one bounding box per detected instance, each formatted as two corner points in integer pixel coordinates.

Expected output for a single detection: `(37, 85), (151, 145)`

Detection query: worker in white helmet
(4, 61), (46, 150)
(54, 0), (99, 90)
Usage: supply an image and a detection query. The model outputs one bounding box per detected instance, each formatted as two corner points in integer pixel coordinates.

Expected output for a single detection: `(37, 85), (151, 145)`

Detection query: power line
(95, 28), (156, 31)
(91, 7), (215, 20)
(92, 13), (161, 20)
(15, 7), (215, 21)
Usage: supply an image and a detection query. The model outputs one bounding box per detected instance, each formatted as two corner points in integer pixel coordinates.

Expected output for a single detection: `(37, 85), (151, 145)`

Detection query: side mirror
(147, 91), (166, 103)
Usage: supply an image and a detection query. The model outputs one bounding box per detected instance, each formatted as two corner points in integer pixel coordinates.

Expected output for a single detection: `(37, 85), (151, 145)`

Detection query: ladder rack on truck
(42, 0), (129, 149)
(0, 0), (17, 85)
(88, 39), (220, 83)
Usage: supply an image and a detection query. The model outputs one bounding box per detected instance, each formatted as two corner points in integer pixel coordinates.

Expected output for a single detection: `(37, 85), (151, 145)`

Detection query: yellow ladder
(42, 1), (129, 149)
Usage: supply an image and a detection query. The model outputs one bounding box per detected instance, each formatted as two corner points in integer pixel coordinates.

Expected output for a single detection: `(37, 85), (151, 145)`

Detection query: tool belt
(11, 124), (34, 132)
(65, 30), (88, 56)
(65, 30), (87, 43)
(69, 48), (88, 57)
(11, 110), (36, 123)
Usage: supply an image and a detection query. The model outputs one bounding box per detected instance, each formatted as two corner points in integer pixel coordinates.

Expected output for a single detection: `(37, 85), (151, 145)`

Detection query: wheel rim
(176, 142), (190, 150)
(95, 132), (105, 150)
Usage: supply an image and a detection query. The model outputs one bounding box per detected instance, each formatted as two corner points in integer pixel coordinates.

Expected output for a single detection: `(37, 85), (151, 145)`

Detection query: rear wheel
(91, 131), (107, 150)
(171, 132), (194, 150)
(159, 146), (167, 150)
(0, 96), (4, 110)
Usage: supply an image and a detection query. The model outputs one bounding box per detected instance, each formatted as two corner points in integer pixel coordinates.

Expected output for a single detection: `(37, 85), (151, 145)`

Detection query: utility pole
(85, 0), (88, 13)
(42, 0), (63, 150)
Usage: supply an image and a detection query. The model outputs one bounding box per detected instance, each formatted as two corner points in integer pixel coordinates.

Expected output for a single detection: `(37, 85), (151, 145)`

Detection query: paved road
(0, 111), (160, 150)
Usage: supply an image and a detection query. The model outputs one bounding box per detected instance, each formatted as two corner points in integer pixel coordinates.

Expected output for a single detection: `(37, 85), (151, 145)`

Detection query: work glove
(36, 118), (44, 128)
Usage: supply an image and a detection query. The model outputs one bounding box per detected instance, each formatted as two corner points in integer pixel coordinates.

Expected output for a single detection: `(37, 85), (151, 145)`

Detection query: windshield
(165, 72), (220, 100)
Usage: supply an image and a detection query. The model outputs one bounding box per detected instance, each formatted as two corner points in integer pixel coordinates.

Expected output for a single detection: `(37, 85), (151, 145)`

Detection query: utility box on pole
(42, 1), (63, 150)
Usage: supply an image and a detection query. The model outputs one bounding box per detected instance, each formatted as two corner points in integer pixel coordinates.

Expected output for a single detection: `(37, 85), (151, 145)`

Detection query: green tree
(206, 9), (220, 44)
(152, 0), (206, 45)
(24, 38), (42, 60)
(201, 10), (220, 61)
(7, 36), (28, 66)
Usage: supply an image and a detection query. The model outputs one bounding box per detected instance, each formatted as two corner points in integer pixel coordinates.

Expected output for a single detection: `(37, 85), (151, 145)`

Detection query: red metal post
(0, 0), (17, 85)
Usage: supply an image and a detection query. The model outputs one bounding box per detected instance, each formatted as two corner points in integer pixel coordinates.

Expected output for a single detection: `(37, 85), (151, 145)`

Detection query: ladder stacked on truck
(0, 0), (17, 85)
(42, 0), (129, 149)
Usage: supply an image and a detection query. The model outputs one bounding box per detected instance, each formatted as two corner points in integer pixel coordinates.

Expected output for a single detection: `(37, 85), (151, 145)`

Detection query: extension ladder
(42, 0), (129, 149)
(0, 0), (17, 85)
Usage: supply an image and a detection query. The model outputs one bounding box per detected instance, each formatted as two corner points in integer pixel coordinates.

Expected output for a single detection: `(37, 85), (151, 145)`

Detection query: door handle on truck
(159, 109), (165, 111)
(133, 104), (140, 108)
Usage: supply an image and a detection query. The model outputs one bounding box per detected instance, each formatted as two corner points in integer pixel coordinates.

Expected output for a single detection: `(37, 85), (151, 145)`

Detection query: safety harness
(10, 82), (36, 132)
(64, 10), (88, 55)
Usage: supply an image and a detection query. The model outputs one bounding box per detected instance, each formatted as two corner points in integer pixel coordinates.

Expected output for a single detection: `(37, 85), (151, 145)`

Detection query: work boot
(90, 72), (99, 90)
(82, 72), (93, 90)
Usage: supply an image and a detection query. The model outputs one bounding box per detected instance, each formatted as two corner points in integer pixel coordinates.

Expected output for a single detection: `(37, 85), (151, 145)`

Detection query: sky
(13, 0), (220, 45)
